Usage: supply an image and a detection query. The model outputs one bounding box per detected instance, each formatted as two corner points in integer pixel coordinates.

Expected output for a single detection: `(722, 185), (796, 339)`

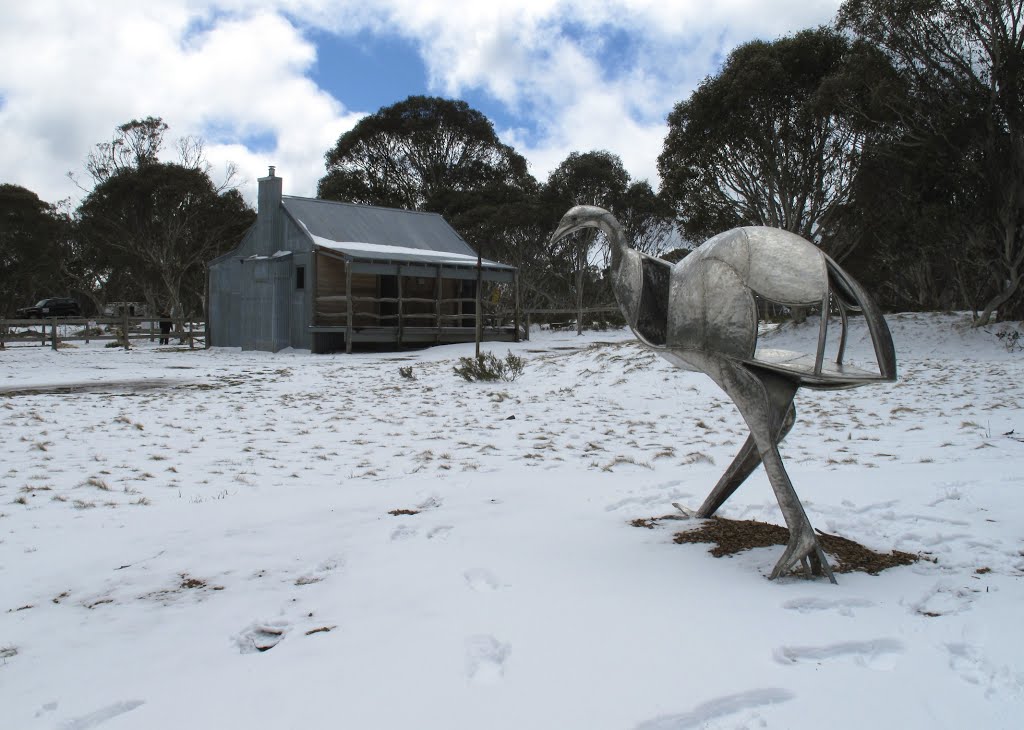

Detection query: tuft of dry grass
(85, 477), (111, 491)
(679, 451), (714, 466)
(601, 455), (652, 472)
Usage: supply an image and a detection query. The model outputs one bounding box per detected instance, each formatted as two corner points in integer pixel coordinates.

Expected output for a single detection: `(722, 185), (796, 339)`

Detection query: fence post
(51, 318), (58, 350)
(189, 320), (194, 349)
(475, 250), (483, 358)
(396, 266), (404, 346)
(0, 318), (5, 348)
(122, 308), (130, 351)
(435, 266), (442, 345)
(513, 270), (521, 343)
(345, 263), (353, 354)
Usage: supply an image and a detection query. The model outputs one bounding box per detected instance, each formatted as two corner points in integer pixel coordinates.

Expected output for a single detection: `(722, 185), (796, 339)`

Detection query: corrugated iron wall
(236, 256), (293, 352)
(209, 258), (241, 348)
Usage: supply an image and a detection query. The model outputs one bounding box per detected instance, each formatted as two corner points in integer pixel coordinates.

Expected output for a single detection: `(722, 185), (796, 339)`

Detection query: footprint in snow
(58, 700), (145, 730)
(633, 688), (794, 730)
(234, 621), (289, 654)
(34, 701), (57, 718)
(946, 642), (1024, 697)
(773, 638), (904, 670)
(390, 525), (418, 541)
(465, 634), (510, 684)
(782, 596), (875, 616)
(910, 581), (977, 617)
(463, 568), (502, 592)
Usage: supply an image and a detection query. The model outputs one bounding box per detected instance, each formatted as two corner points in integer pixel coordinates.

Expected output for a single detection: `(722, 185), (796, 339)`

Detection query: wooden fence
(0, 314), (206, 350)
(521, 306), (622, 334)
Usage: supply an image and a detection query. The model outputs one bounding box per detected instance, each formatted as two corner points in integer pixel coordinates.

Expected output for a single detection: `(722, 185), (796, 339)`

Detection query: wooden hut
(208, 168), (518, 353)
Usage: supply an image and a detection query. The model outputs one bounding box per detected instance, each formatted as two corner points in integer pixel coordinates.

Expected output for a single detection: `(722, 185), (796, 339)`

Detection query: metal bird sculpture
(551, 206), (897, 582)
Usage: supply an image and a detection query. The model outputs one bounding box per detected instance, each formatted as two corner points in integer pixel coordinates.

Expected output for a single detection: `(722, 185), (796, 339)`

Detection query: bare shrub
(454, 351), (526, 382)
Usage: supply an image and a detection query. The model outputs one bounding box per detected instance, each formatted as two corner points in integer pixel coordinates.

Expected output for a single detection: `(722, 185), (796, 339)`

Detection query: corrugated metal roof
(283, 197), (475, 256)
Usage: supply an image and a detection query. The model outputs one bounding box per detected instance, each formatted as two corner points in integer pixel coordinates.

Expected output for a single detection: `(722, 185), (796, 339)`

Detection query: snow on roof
(244, 251), (292, 261)
(311, 234), (512, 269)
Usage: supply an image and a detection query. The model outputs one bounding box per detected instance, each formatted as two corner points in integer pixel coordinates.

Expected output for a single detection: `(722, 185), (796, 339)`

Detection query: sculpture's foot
(769, 528), (836, 584)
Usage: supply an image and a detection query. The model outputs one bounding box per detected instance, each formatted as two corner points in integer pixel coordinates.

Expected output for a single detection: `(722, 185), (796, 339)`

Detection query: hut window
(296, 265), (305, 290)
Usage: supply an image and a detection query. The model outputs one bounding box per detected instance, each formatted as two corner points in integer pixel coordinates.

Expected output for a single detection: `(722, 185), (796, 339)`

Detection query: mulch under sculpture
(632, 515), (918, 576)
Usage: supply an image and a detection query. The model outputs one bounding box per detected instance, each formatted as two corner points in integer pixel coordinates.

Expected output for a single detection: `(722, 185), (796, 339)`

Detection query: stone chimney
(255, 166), (283, 256)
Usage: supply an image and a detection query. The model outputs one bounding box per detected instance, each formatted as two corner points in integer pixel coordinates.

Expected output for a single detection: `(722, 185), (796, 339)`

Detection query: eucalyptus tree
(0, 184), (68, 316)
(70, 117), (250, 322)
(76, 163), (253, 324)
(658, 27), (868, 262)
(318, 96), (531, 214)
(839, 0), (1024, 323)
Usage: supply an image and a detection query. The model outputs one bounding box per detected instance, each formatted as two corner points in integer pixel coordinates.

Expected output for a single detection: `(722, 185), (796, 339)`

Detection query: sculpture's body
(552, 206), (897, 582)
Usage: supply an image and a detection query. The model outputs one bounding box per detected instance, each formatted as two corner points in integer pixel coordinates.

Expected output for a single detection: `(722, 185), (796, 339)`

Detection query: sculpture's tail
(825, 256), (897, 382)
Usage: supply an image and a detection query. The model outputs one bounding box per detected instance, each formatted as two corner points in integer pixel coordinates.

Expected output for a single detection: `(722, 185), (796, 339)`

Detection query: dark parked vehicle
(15, 298), (82, 318)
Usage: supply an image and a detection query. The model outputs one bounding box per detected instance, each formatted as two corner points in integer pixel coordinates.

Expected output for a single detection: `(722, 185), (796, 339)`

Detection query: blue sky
(305, 28), (529, 143)
(307, 30), (433, 120)
(0, 1), (843, 206)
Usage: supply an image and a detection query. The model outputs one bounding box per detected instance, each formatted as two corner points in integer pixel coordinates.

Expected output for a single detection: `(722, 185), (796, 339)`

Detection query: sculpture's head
(550, 205), (611, 244)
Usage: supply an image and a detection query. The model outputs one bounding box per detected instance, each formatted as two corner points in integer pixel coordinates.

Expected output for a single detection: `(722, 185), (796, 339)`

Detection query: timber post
(51, 318), (58, 351)
(345, 262), (353, 354)
(122, 307), (130, 350)
(513, 270), (521, 343)
(396, 265), (404, 347)
(475, 246), (483, 358)
(434, 266), (442, 344)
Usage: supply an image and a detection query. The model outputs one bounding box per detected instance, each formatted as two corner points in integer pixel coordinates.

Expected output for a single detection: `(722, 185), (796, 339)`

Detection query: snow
(1, 313), (1023, 729)
(310, 234), (505, 267)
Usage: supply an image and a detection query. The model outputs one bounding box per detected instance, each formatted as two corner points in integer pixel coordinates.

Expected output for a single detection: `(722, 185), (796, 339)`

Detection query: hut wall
(208, 257), (242, 347)
(238, 255), (292, 352)
(315, 253), (378, 326)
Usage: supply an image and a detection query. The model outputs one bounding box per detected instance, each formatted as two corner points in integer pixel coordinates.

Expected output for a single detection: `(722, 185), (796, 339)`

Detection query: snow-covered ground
(2, 313), (1023, 729)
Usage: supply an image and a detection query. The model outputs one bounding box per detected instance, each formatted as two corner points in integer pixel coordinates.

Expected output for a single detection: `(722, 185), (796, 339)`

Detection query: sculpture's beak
(550, 216), (582, 244)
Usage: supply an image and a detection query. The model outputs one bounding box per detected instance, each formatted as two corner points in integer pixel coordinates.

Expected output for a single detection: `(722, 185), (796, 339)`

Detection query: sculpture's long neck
(590, 211), (630, 278)
(589, 210), (641, 327)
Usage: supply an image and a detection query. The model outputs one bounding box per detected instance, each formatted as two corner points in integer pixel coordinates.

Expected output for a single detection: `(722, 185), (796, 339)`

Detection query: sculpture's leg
(695, 402), (795, 518)
(757, 422), (835, 584)
(715, 363), (836, 583)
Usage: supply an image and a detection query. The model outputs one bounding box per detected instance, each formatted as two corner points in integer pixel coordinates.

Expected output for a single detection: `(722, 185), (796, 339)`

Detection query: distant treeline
(3, 1), (1022, 325)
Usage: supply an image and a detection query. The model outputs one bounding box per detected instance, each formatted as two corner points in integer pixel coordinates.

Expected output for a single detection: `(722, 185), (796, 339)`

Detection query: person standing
(159, 312), (172, 345)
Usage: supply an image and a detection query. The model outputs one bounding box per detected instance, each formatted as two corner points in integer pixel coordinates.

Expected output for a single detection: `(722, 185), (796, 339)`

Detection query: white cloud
(0, 0), (842, 206)
(0, 1), (359, 205)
